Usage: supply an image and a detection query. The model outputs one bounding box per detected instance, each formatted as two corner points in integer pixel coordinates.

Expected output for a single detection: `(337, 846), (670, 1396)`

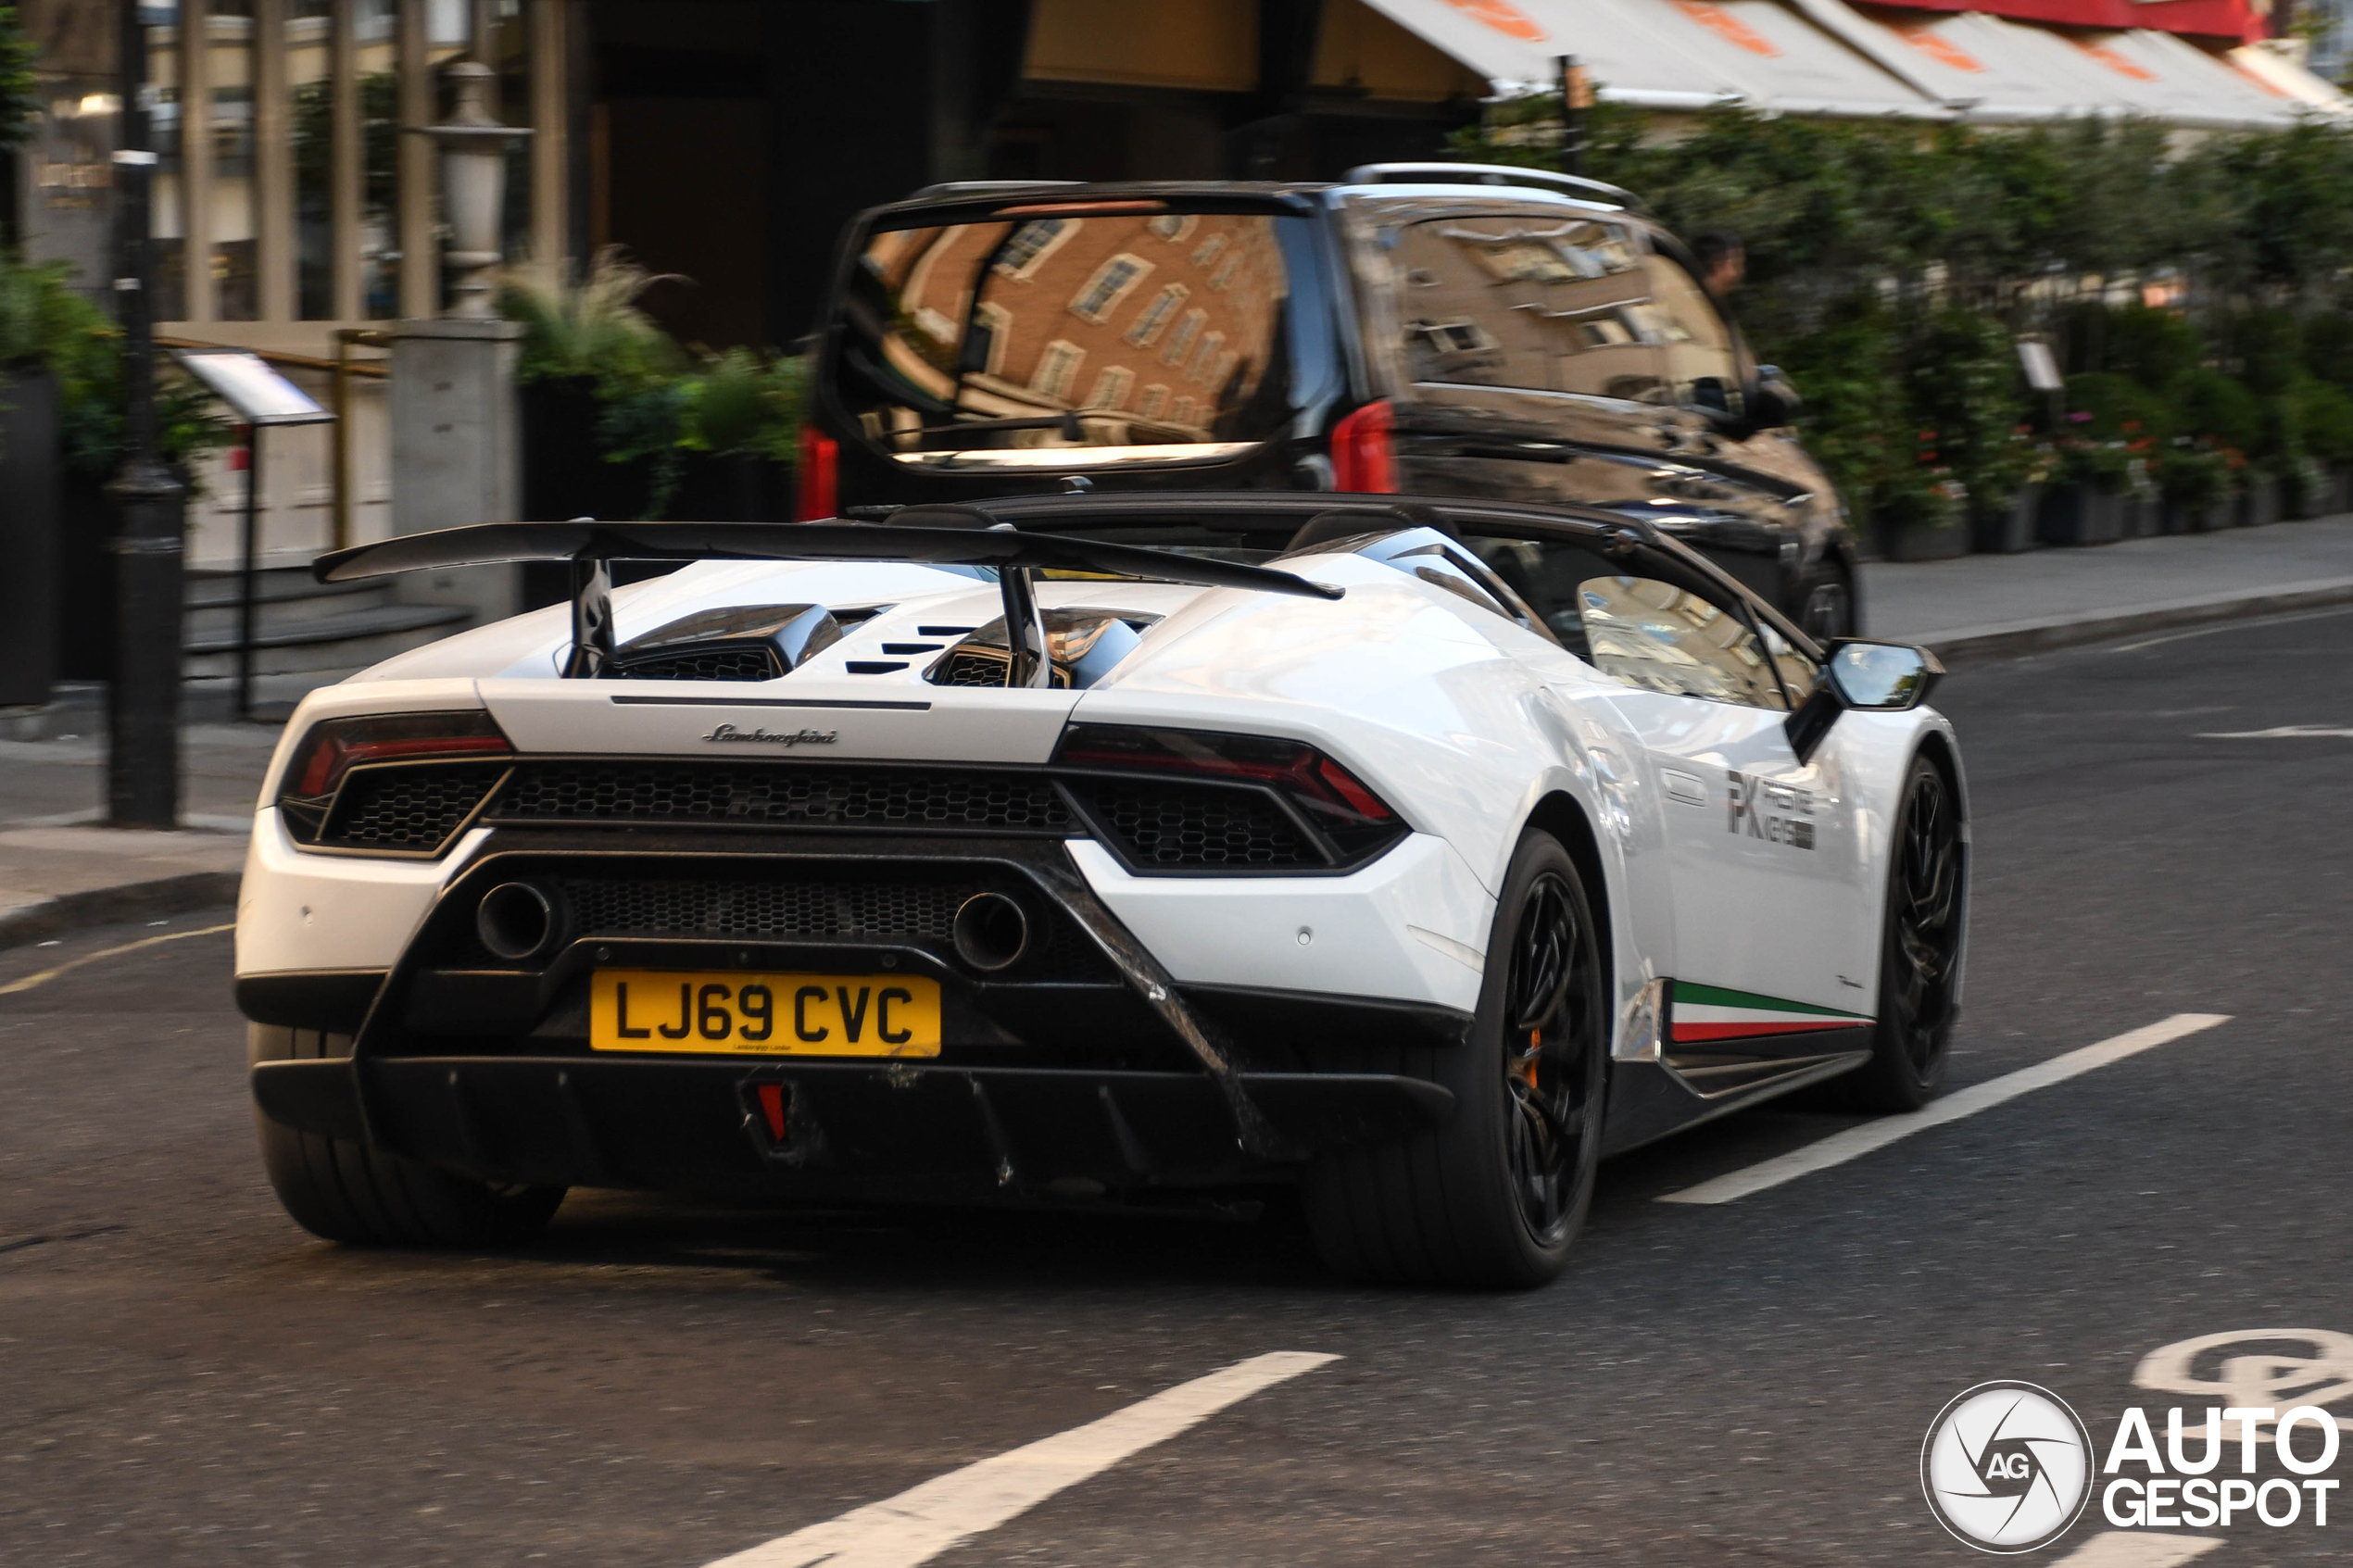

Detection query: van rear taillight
(797, 429), (838, 521)
(1330, 399), (1396, 494)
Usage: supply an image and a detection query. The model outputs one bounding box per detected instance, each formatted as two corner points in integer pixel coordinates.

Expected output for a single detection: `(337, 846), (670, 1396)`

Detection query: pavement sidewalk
(1864, 512), (2353, 656)
(3, 512), (2349, 947)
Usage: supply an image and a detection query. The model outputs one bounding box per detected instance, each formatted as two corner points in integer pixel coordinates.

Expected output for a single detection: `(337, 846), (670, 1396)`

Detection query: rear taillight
(1054, 723), (1407, 868)
(277, 711), (511, 847)
(1330, 399), (1396, 494)
(798, 428), (839, 521)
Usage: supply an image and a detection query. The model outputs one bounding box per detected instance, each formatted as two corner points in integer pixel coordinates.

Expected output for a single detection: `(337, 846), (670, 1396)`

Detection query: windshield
(833, 209), (1323, 471)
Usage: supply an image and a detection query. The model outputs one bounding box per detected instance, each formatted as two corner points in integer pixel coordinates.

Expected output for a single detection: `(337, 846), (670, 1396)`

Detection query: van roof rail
(1340, 162), (1643, 210)
(908, 180), (1084, 200)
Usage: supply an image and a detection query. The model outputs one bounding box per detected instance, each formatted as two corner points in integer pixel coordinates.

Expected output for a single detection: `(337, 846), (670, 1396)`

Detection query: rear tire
(1302, 831), (1608, 1288)
(1837, 756), (1964, 1111)
(249, 1024), (566, 1248)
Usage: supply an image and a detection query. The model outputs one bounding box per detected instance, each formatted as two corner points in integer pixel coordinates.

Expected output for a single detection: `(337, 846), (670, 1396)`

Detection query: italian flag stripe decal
(1670, 981), (1872, 1043)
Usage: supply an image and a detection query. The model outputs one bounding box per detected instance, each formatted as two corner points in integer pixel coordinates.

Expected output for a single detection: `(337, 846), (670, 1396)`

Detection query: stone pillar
(389, 317), (524, 626)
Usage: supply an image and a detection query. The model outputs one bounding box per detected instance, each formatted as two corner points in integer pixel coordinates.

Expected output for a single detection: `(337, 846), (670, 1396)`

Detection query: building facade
(6, 0), (2324, 571)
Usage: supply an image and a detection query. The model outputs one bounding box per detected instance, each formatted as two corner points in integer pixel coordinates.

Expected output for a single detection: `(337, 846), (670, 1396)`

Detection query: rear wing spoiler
(313, 519), (1342, 684)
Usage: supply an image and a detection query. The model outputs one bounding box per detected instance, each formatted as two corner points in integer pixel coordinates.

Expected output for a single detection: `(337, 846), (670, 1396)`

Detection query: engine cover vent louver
(603, 603), (842, 682)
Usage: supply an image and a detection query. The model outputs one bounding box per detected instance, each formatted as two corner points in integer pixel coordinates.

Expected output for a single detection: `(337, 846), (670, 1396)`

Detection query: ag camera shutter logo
(1921, 1382), (2095, 1553)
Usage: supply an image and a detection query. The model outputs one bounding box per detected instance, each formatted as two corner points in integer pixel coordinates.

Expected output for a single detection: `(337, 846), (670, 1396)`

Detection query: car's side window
(1574, 574), (1787, 710)
(1641, 253), (1743, 417)
(1392, 220), (1554, 392)
(1756, 621), (1818, 707)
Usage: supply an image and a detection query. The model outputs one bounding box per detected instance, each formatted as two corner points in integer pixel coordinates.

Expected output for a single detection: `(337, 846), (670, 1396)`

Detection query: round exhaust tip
(477, 881), (561, 962)
(952, 892), (1030, 973)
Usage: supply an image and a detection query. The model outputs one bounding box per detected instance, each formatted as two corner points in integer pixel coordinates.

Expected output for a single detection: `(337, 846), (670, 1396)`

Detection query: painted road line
(2111, 603), (2353, 654)
(702, 1350), (1340, 1568)
(2048, 1530), (2225, 1566)
(2199, 724), (2353, 739)
(1657, 1013), (2230, 1206)
(0, 922), (234, 997)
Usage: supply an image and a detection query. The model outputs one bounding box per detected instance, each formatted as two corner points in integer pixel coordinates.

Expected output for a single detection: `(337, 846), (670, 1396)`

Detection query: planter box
(1880, 514), (1969, 561)
(1970, 486), (2041, 554)
(2037, 484), (2127, 546)
(0, 367), (63, 707)
(2333, 466), (2353, 516)
(2239, 475), (2282, 528)
(2126, 493), (2164, 538)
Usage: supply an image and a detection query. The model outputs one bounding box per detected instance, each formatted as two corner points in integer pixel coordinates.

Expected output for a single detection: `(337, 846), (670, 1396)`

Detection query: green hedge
(1453, 102), (2353, 523)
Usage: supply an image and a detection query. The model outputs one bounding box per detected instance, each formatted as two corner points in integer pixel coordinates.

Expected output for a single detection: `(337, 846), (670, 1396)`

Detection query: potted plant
(1972, 432), (2048, 554)
(2237, 458), (2280, 527)
(2039, 429), (2130, 546)
(2158, 442), (2232, 533)
(1878, 469), (1970, 561)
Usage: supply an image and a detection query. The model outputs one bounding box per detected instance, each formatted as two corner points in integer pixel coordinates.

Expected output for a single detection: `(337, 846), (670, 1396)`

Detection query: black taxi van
(801, 165), (1859, 639)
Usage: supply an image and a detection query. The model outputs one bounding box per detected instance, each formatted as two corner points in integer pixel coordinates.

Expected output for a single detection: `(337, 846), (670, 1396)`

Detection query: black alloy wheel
(1841, 756), (1965, 1111)
(1501, 869), (1602, 1244)
(1302, 830), (1608, 1287)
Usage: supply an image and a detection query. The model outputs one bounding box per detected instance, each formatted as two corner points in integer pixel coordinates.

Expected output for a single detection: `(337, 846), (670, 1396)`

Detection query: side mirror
(1746, 365), (1802, 431)
(1784, 639), (1945, 763)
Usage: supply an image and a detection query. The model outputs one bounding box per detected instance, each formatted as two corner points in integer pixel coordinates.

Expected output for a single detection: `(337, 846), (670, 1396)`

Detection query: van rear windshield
(830, 209), (1324, 471)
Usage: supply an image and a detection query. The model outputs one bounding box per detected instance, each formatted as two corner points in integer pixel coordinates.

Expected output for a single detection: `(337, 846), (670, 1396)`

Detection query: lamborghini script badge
(701, 723), (839, 746)
(1727, 769), (1815, 850)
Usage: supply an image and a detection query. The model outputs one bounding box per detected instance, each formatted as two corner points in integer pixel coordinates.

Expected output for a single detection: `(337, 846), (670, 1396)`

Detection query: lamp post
(106, 0), (187, 827)
(416, 59), (531, 319)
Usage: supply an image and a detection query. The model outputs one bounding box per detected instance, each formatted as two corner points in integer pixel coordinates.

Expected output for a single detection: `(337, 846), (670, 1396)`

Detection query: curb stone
(0, 872), (243, 952)
(1915, 576), (2353, 665)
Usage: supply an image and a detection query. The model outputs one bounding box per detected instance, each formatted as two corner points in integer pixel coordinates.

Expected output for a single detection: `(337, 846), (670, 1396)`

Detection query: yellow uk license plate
(589, 971), (942, 1057)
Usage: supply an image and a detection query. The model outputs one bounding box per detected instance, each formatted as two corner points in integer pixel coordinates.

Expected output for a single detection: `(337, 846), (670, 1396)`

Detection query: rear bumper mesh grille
(485, 761), (1076, 834)
(313, 759), (1362, 873)
(561, 876), (975, 941)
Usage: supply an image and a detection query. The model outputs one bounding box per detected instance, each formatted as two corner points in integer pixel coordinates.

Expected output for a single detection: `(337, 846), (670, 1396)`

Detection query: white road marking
(2199, 724), (2353, 739)
(2112, 603), (2353, 654)
(701, 1350), (1339, 1568)
(2047, 1530), (2225, 1566)
(1655, 1014), (2230, 1206)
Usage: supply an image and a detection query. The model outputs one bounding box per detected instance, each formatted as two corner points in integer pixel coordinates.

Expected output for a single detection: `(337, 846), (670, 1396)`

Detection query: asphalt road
(8, 608), (2353, 1566)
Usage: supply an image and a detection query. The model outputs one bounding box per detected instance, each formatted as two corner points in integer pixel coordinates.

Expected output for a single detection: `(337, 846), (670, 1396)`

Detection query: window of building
(1162, 307), (1207, 366)
(1190, 232), (1227, 269)
(972, 301), (1012, 376)
(1148, 213), (1197, 242)
(1085, 365), (1136, 409)
(1187, 330), (1224, 383)
(995, 218), (1076, 278)
(1169, 395), (1200, 426)
(1125, 283), (1188, 346)
(1068, 253), (1151, 323)
(1209, 253), (1240, 292)
(1030, 338), (1086, 402)
(1138, 383), (1170, 420)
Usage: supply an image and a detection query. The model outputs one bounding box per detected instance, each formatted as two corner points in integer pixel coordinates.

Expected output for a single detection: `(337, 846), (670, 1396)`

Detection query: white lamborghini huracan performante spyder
(233, 493), (1967, 1286)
